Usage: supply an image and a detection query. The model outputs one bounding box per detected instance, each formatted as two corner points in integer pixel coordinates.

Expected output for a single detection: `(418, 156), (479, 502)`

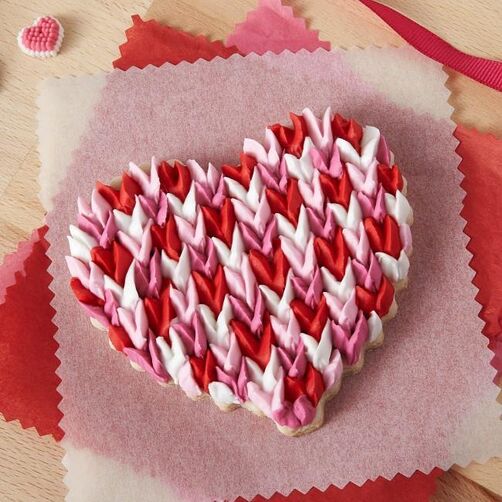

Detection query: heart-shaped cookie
(66, 108), (413, 435)
(17, 16), (63, 58)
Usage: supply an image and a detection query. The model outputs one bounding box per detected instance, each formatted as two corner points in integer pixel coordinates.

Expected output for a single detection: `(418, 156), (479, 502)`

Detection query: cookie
(17, 16), (64, 58)
(66, 108), (413, 435)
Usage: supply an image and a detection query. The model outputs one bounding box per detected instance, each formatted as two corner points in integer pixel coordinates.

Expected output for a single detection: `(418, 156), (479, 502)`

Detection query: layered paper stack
(1, 1), (501, 500)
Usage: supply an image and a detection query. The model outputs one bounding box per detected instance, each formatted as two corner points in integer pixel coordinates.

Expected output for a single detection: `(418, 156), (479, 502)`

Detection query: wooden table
(0, 1), (500, 499)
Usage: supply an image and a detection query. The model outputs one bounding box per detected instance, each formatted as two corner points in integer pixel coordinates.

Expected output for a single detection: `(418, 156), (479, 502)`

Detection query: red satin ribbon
(360, 0), (502, 91)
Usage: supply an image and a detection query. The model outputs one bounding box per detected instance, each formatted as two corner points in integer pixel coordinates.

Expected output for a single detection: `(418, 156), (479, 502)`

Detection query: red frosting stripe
(356, 275), (394, 318)
(91, 242), (133, 286)
(144, 285), (175, 339)
(151, 213), (182, 261)
(159, 160), (192, 202)
(285, 365), (325, 409)
(231, 315), (274, 370)
(113, 242), (134, 285)
(319, 169), (353, 209)
(193, 264), (229, 316)
(70, 277), (104, 307)
(109, 325), (133, 352)
(364, 215), (402, 259)
(96, 172), (142, 214)
(201, 198), (236, 247)
(270, 112), (308, 157)
(332, 113), (363, 152)
(96, 181), (121, 210)
(120, 173), (143, 214)
(383, 215), (402, 258)
(221, 153), (257, 190)
(305, 363), (325, 406)
(190, 349), (217, 393)
(290, 295), (329, 342)
(314, 228), (350, 281)
(376, 276), (395, 317)
(90, 246), (114, 278)
(249, 243), (290, 296)
(377, 163), (404, 195)
(266, 178), (302, 226)
(284, 375), (307, 403)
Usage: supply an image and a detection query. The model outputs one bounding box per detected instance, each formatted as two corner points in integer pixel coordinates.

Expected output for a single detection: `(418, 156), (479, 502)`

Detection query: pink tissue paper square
(42, 48), (501, 501)
(225, 0), (330, 55)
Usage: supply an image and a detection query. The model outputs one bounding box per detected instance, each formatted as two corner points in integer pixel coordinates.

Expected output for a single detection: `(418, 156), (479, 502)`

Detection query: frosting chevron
(67, 108), (413, 435)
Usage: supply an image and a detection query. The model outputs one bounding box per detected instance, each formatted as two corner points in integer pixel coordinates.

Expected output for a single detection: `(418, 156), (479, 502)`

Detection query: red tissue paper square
(456, 125), (502, 381)
(244, 468), (443, 502)
(114, 15), (240, 70)
(0, 226), (63, 439)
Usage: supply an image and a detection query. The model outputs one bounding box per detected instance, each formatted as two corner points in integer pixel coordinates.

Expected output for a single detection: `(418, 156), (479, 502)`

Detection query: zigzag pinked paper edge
(456, 126), (502, 391)
(114, 15), (241, 71)
(225, 0), (330, 56)
(0, 226), (63, 439)
(0, 227), (40, 304)
(65, 107), (413, 436)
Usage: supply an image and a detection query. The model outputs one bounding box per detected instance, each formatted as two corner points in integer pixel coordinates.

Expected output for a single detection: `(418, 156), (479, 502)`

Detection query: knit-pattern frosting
(66, 108), (413, 433)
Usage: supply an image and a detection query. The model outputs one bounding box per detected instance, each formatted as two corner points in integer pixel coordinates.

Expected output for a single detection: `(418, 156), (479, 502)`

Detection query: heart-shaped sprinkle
(17, 16), (63, 58)
(66, 108), (413, 435)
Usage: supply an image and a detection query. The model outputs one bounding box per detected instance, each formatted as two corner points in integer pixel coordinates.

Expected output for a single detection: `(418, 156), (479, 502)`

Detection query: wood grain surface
(0, 0), (500, 500)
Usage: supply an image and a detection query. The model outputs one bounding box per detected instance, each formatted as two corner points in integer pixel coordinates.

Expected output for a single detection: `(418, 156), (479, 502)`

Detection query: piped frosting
(67, 108), (412, 434)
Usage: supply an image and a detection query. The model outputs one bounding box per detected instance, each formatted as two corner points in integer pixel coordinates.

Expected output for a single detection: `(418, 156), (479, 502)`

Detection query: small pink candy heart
(17, 16), (64, 58)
